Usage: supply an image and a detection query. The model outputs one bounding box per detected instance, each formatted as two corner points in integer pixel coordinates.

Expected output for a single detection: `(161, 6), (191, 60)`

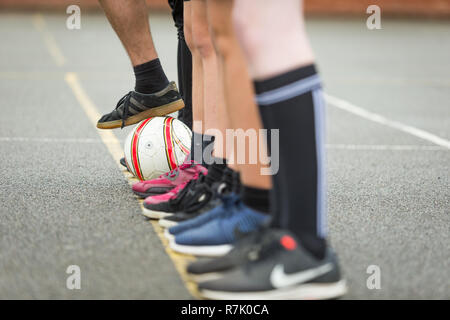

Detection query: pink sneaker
(132, 160), (207, 199)
(140, 179), (193, 219)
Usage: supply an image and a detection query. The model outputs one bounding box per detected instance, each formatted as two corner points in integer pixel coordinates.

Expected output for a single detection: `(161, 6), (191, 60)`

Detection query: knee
(209, 20), (234, 58)
(191, 27), (215, 58)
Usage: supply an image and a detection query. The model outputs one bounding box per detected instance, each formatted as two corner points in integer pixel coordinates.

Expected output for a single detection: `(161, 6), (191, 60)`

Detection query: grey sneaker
(186, 226), (269, 282)
(198, 229), (347, 300)
(97, 81), (184, 129)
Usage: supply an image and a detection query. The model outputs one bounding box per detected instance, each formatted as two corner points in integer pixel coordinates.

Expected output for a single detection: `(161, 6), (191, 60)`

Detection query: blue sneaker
(166, 193), (240, 239)
(169, 202), (270, 257)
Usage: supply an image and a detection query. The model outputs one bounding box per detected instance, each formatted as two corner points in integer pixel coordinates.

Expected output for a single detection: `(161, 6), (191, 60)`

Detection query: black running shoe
(142, 174), (213, 218)
(158, 198), (222, 229)
(158, 180), (229, 228)
(198, 229), (347, 300)
(97, 81), (184, 129)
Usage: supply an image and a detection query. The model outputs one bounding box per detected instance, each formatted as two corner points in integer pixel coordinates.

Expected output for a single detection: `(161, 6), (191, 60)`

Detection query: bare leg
(206, 0), (270, 188)
(233, 0), (314, 79)
(184, 1), (204, 132)
(190, 0), (228, 161)
(99, 0), (158, 66)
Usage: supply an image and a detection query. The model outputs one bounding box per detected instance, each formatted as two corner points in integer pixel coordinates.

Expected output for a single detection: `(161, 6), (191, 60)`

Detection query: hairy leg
(99, 0), (158, 66)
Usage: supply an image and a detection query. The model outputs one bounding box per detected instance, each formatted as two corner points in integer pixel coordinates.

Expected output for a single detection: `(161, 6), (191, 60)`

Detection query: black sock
(254, 64), (327, 260)
(232, 170), (241, 194)
(134, 58), (169, 94)
(221, 167), (235, 192)
(205, 158), (227, 186)
(190, 132), (215, 167)
(242, 185), (271, 214)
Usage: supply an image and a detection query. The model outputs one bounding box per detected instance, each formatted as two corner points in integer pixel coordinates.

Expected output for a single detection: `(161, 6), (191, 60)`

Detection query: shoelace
(221, 197), (244, 220)
(163, 160), (196, 179)
(167, 171), (203, 201)
(167, 174), (201, 205)
(172, 174), (215, 212)
(115, 92), (132, 129)
(244, 229), (283, 269)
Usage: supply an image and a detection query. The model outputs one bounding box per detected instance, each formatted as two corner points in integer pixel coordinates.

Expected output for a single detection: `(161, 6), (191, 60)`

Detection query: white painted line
(326, 144), (446, 151)
(32, 13), (66, 67)
(325, 94), (450, 149)
(325, 76), (450, 87)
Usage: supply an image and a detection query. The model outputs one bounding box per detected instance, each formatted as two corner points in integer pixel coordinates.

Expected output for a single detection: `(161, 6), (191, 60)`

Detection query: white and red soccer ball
(124, 116), (192, 180)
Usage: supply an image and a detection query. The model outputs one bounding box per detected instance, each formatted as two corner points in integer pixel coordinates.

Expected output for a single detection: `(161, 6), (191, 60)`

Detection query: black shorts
(168, 0), (185, 39)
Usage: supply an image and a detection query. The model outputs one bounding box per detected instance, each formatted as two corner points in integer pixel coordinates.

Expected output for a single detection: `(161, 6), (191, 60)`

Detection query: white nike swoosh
(270, 263), (333, 289)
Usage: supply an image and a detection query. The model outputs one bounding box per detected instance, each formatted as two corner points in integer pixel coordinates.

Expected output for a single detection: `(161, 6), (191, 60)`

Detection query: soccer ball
(124, 116), (191, 181)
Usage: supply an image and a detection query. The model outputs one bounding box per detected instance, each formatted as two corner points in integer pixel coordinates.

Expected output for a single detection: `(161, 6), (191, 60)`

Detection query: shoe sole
(164, 229), (175, 241)
(159, 218), (179, 229)
(159, 213), (200, 229)
(97, 99), (185, 129)
(141, 207), (173, 220)
(199, 280), (348, 300)
(169, 239), (233, 257)
(133, 189), (171, 199)
(188, 272), (224, 283)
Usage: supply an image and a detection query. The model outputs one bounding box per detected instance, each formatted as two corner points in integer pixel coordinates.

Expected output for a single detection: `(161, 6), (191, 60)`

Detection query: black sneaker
(120, 157), (127, 168)
(142, 174), (213, 218)
(158, 198), (222, 229)
(158, 181), (229, 228)
(198, 229), (347, 300)
(97, 81), (184, 129)
(119, 157), (131, 173)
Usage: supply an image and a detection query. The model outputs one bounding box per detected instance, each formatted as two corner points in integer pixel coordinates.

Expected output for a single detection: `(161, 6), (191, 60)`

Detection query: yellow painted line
(32, 13), (66, 67)
(64, 72), (199, 298)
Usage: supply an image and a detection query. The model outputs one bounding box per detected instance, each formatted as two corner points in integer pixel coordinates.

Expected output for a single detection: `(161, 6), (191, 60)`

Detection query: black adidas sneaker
(97, 81), (184, 129)
(198, 229), (347, 300)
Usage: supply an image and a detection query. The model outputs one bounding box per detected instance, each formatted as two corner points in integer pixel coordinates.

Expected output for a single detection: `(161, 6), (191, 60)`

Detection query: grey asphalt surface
(0, 12), (449, 299)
